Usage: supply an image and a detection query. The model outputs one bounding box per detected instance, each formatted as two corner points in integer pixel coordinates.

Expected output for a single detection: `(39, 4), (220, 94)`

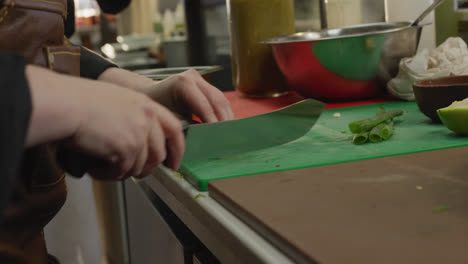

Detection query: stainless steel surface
(140, 166), (296, 264)
(411, 0), (446, 26)
(319, 0), (328, 29)
(101, 34), (161, 71)
(163, 38), (190, 67)
(263, 21), (418, 43)
(182, 99), (325, 161)
(92, 181), (131, 264)
(263, 21), (426, 100)
(136, 66), (223, 80)
(125, 179), (187, 264)
(378, 22), (425, 83)
(110, 51), (160, 71)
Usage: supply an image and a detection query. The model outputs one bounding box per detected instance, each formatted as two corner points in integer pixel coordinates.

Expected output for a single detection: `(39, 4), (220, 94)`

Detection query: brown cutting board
(209, 147), (468, 264)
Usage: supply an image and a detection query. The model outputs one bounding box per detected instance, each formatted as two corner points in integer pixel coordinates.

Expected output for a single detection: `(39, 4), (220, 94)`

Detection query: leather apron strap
(0, 0), (80, 263)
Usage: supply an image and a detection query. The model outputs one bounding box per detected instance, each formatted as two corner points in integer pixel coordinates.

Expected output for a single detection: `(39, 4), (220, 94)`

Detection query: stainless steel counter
(129, 166), (294, 264)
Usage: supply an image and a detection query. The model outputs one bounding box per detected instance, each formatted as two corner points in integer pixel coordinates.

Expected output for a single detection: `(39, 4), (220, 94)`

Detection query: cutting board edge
(208, 183), (319, 264)
(188, 144), (468, 191)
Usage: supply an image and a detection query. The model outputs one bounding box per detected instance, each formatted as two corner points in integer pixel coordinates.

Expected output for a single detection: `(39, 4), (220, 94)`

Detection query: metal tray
(135, 66), (223, 80)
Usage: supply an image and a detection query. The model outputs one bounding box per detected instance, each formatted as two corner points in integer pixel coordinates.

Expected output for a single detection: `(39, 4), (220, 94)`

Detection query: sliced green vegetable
(382, 120), (394, 139)
(193, 194), (206, 200)
(434, 205), (451, 213)
(174, 172), (185, 179)
(369, 123), (385, 143)
(349, 109), (403, 133)
(353, 131), (369, 145)
(369, 120), (394, 142)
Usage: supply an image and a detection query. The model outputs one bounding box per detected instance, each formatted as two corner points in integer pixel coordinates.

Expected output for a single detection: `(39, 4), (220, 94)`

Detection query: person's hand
(68, 83), (184, 180)
(146, 69), (234, 123)
(26, 65), (184, 180)
(98, 67), (234, 123)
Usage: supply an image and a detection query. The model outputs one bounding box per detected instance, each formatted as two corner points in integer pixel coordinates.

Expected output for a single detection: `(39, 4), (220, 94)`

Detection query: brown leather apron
(0, 0), (80, 263)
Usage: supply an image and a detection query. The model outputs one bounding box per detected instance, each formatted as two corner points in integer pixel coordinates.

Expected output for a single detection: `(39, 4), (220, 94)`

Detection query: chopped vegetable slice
(381, 120), (394, 139)
(349, 109), (403, 133)
(174, 172), (185, 179)
(193, 194), (206, 200)
(434, 205), (451, 213)
(369, 120), (394, 142)
(353, 131), (369, 145)
(369, 123), (385, 143)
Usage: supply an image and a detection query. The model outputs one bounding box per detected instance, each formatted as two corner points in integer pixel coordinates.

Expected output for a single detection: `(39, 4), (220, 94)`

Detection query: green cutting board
(181, 101), (468, 191)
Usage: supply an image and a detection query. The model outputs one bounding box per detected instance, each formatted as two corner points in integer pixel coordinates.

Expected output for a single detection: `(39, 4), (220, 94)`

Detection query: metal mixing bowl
(264, 22), (425, 101)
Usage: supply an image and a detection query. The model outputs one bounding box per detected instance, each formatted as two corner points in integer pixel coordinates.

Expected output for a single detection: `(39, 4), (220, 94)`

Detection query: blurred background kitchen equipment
(411, 0), (446, 26)
(100, 33), (161, 70)
(135, 65), (223, 80)
(264, 22), (425, 101)
(413, 75), (468, 122)
(385, 0), (437, 51)
(161, 37), (189, 67)
(226, 0), (296, 98)
(324, 0), (362, 28)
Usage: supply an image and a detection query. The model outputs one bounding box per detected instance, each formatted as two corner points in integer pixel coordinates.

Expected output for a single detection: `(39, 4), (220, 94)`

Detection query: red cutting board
(223, 91), (391, 119)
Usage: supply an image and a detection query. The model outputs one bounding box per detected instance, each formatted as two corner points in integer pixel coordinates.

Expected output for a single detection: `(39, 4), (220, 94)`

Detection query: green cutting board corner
(181, 102), (468, 191)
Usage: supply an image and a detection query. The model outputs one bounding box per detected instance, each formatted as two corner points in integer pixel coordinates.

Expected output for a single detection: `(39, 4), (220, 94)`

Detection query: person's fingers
(129, 143), (148, 178)
(174, 79), (218, 123)
(192, 72), (233, 121)
(115, 135), (140, 179)
(155, 105), (185, 170)
(165, 127), (185, 170)
(136, 122), (167, 177)
(126, 116), (153, 178)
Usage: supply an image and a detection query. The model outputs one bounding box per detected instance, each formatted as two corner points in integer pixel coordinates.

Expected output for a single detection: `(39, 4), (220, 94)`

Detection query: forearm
(25, 65), (90, 147)
(98, 66), (155, 93)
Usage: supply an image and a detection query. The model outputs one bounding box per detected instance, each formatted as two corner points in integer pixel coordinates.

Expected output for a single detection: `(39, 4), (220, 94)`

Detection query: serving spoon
(411, 0), (447, 27)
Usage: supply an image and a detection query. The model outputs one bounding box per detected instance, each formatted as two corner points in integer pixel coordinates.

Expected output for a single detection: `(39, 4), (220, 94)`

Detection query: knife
(58, 99), (325, 176)
(182, 98), (325, 161)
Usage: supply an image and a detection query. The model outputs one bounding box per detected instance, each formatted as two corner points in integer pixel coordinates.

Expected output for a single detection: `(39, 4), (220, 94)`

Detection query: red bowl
(271, 41), (380, 101)
(264, 22), (423, 102)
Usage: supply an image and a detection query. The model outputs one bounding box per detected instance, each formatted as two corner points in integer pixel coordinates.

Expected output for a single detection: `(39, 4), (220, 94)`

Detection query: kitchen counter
(138, 166), (295, 263)
(131, 92), (468, 263)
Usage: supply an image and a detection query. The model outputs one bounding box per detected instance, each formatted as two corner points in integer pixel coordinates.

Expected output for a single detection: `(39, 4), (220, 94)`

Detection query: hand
(147, 69), (234, 123)
(98, 68), (234, 123)
(26, 65), (184, 180)
(69, 83), (184, 180)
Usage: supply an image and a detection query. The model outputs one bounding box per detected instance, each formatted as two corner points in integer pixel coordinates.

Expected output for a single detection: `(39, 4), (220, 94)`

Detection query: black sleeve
(80, 46), (118, 80)
(0, 51), (31, 218)
(64, 0), (75, 38)
(64, 0), (118, 79)
(97, 0), (131, 14)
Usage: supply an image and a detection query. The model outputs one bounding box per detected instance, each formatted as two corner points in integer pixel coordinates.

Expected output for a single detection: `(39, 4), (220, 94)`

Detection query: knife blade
(182, 98), (325, 161)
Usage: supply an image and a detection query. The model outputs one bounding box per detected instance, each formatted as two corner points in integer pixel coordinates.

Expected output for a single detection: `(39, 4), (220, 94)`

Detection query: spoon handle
(411, 0), (447, 27)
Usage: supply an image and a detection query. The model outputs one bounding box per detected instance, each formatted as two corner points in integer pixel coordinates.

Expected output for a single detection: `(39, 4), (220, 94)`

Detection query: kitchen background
(44, 0), (466, 263)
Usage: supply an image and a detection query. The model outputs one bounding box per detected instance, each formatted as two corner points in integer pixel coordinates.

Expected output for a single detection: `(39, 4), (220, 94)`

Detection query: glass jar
(227, 0), (295, 97)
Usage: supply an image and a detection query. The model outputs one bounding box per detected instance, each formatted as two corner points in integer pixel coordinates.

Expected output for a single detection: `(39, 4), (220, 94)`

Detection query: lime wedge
(437, 98), (468, 135)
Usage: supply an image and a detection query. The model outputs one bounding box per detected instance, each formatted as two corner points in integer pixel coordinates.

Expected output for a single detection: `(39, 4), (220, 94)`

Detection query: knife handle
(59, 120), (191, 178)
